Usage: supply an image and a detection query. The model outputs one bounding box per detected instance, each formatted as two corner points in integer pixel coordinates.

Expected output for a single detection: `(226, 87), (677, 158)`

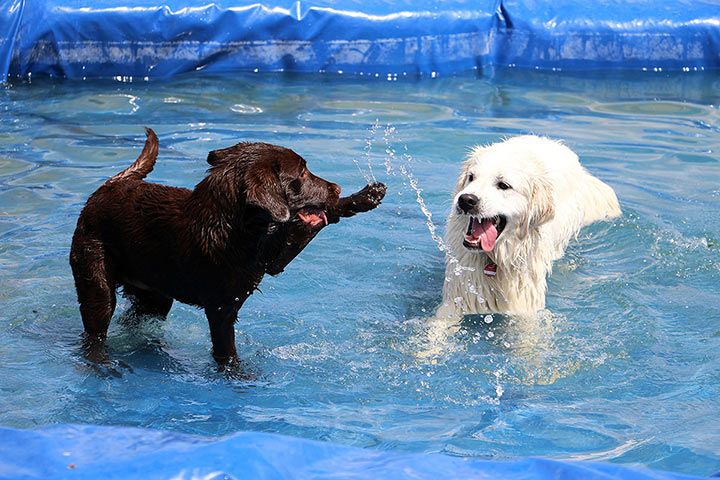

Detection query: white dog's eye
(497, 181), (512, 190)
(467, 173), (474, 183)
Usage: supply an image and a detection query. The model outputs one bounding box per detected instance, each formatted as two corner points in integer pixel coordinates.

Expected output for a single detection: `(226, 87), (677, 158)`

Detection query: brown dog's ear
(519, 177), (555, 239)
(207, 147), (232, 166)
(207, 151), (221, 166)
(208, 142), (256, 166)
(244, 162), (291, 222)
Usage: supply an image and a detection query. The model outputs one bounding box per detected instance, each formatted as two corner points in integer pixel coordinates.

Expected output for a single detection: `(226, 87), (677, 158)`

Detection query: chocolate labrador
(70, 129), (386, 370)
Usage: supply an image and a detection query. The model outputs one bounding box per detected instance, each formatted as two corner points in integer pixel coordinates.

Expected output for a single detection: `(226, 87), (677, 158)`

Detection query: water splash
(360, 122), (490, 370)
(374, 123), (475, 276)
(382, 124), (397, 176)
(365, 119), (380, 181)
(352, 119), (380, 183)
(357, 123), (484, 339)
(493, 369), (505, 399)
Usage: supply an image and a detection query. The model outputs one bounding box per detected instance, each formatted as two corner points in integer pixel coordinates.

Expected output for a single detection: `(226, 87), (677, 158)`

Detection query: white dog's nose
(457, 193), (479, 214)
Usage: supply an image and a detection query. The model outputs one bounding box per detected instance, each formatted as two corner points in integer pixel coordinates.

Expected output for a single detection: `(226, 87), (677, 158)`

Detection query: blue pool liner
(2, 0), (720, 82)
(1, 2), (718, 478)
(0, 424), (709, 480)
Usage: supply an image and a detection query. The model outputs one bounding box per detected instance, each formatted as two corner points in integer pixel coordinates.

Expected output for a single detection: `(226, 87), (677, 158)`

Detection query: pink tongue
(299, 209), (328, 227)
(472, 218), (498, 251)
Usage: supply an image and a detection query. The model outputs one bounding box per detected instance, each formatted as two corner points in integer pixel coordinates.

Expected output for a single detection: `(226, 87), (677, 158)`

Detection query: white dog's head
(442, 135), (621, 316)
(452, 136), (557, 253)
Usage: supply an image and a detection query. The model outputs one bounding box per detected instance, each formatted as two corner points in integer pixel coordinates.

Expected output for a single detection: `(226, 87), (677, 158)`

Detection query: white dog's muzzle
(463, 215), (507, 251)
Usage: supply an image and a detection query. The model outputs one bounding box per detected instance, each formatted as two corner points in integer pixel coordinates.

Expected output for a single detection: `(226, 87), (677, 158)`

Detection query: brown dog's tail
(109, 128), (158, 182)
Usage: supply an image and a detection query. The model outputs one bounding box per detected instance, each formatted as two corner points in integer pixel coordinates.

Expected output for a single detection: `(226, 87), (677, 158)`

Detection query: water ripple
(0, 71), (719, 476)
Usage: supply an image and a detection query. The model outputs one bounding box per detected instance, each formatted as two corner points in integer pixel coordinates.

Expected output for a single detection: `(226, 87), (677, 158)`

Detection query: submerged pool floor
(0, 71), (719, 476)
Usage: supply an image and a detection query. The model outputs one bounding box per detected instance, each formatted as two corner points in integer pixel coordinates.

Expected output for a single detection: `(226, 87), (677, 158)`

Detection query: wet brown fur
(70, 128), (386, 368)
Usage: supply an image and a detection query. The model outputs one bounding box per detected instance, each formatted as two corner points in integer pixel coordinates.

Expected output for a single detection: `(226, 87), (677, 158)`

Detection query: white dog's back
(437, 135), (621, 318)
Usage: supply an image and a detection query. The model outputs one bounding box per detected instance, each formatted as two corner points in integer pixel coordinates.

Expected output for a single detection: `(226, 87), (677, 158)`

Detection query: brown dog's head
(206, 142), (341, 227)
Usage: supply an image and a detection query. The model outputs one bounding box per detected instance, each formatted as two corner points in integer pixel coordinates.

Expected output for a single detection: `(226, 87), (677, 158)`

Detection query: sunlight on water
(0, 71), (719, 476)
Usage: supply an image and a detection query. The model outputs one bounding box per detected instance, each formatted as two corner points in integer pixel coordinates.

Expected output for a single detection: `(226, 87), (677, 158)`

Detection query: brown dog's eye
(289, 178), (302, 193)
(497, 181), (512, 190)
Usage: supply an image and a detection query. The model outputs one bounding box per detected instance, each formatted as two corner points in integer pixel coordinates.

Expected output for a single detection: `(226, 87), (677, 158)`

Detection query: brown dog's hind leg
(70, 237), (117, 341)
(122, 285), (173, 320)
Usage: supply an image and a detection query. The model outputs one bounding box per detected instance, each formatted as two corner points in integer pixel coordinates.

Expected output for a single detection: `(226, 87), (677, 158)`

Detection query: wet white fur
(437, 135), (621, 318)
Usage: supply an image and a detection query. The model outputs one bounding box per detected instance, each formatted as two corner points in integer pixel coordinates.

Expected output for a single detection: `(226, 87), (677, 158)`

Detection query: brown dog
(70, 129), (386, 369)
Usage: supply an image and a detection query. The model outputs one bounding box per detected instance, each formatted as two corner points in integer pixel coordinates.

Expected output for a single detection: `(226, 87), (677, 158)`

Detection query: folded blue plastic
(0, 424), (708, 480)
(1, 0), (720, 82)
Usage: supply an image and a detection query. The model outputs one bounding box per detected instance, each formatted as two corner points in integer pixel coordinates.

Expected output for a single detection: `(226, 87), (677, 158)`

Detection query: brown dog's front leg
(327, 182), (387, 223)
(205, 306), (239, 366)
(261, 183), (387, 276)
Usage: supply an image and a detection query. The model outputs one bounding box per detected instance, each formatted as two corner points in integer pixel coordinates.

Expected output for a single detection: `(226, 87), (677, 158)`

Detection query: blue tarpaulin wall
(0, 425), (709, 480)
(1, 0), (720, 82)
(1, 1), (719, 478)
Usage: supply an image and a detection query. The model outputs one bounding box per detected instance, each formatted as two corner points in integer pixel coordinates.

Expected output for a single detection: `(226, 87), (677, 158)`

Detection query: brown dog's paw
(351, 182), (387, 212)
(327, 182), (387, 222)
(216, 356), (259, 381)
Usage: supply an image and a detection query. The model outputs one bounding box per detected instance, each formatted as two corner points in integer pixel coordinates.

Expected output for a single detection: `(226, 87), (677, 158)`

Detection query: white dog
(436, 135), (621, 318)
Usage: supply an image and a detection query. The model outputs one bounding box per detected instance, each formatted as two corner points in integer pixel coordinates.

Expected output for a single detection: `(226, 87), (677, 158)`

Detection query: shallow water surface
(0, 71), (719, 476)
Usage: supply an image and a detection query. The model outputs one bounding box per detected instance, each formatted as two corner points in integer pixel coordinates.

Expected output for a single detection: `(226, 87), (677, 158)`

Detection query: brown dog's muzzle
(295, 178), (341, 228)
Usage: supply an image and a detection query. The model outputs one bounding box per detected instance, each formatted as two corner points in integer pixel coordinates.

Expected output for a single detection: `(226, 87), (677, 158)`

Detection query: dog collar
(484, 262), (497, 276)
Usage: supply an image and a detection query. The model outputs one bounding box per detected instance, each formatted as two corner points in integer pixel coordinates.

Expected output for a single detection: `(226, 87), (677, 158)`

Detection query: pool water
(1, 71), (719, 476)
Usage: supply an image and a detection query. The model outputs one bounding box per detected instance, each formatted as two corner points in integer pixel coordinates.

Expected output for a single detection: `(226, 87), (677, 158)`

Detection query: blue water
(1, 71), (719, 476)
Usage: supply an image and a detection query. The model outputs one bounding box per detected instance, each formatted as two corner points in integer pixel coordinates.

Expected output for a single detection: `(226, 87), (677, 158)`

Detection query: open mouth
(463, 215), (507, 251)
(297, 207), (328, 227)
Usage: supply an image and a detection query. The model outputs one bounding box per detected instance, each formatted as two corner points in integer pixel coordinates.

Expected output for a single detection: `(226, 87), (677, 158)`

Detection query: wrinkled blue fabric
(1, 0), (720, 82)
(0, 425), (709, 480)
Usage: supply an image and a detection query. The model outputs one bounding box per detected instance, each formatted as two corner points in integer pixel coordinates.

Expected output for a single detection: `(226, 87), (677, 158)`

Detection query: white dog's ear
(455, 146), (485, 193)
(519, 177), (555, 239)
(454, 159), (473, 192)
